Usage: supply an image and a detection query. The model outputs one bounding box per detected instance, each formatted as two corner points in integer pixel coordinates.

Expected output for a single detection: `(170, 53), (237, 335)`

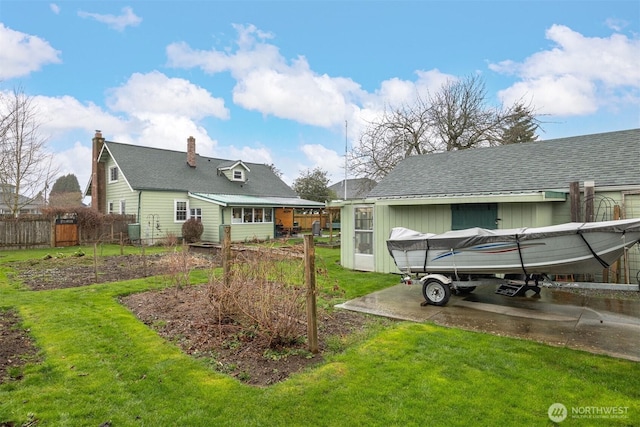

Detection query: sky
(1, 0), (639, 197)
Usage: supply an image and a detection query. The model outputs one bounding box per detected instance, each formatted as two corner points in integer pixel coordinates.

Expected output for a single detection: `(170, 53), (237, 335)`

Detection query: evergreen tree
(292, 167), (331, 202)
(50, 173), (81, 194)
(49, 173), (83, 207)
(499, 103), (540, 144)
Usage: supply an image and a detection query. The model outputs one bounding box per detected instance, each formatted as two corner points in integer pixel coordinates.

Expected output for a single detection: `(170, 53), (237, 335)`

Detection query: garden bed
(2, 251), (384, 386)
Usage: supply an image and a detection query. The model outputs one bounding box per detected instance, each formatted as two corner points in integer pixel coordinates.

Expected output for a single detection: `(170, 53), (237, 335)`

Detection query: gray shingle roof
(368, 129), (640, 198)
(104, 142), (297, 197)
(329, 178), (377, 199)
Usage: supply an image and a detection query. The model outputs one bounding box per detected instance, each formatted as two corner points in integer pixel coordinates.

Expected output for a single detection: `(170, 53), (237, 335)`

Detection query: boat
(387, 218), (640, 305)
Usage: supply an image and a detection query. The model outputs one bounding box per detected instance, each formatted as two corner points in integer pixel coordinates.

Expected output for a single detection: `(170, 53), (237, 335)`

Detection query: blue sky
(1, 1), (639, 194)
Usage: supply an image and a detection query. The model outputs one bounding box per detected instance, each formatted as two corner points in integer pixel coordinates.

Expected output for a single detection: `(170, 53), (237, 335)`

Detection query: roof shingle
(368, 129), (640, 198)
(104, 142), (297, 197)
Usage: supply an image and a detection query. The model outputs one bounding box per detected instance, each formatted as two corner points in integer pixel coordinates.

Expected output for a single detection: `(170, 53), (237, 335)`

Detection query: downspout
(137, 191), (142, 223)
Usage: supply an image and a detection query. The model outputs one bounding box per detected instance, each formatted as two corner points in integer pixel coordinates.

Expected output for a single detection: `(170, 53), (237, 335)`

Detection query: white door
(353, 205), (374, 271)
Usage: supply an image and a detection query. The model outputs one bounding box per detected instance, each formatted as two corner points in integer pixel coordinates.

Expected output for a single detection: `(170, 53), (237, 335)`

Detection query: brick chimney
(91, 130), (106, 213)
(187, 136), (196, 168)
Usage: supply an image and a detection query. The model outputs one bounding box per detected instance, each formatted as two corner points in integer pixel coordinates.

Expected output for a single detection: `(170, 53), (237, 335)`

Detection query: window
(120, 200), (126, 215)
(190, 207), (202, 222)
(232, 207), (243, 224)
(254, 208), (263, 223)
(231, 207), (274, 224)
(175, 200), (188, 222)
(354, 206), (374, 255)
(108, 201), (114, 214)
(233, 170), (243, 181)
(109, 166), (119, 183)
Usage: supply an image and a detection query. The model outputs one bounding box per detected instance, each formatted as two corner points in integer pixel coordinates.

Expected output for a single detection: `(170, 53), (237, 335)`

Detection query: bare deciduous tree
(429, 75), (503, 151)
(350, 75), (541, 182)
(350, 96), (438, 182)
(0, 87), (57, 216)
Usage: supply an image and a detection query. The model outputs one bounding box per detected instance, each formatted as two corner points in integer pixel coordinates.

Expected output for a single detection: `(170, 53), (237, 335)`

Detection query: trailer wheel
(454, 286), (476, 295)
(422, 279), (451, 306)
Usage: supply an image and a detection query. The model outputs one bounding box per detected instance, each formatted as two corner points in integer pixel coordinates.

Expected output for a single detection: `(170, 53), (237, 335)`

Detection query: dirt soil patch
(120, 285), (375, 386)
(8, 252), (172, 291)
(0, 309), (40, 383)
(2, 252), (383, 386)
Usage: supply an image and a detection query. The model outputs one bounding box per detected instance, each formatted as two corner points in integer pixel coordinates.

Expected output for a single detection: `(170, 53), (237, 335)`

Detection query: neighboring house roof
(329, 178), (377, 199)
(368, 128), (640, 199)
(0, 185), (44, 213)
(100, 141), (298, 197)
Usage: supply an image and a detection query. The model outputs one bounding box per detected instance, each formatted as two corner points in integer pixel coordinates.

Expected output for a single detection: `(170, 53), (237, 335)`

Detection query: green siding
(138, 191), (188, 243)
(188, 198), (221, 242)
(104, 158), (138, 217)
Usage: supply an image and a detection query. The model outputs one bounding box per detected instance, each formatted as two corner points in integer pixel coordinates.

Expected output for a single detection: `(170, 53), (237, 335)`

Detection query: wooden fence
(0, 219), (51, 249)
(0, 215), (137, 250)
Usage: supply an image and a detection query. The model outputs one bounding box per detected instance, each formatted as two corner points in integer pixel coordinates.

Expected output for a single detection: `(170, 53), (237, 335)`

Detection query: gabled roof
(329, 178), (377, 200)
(100, 141), (297, 198)
(217, 160), (250, 172)
(368, 128), (640, 199)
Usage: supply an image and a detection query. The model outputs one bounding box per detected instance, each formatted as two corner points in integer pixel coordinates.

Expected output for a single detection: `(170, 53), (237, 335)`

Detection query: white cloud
(0, 24), (61, 80)
(117, 114), (218, 155)
(605, 18), (628, 33)
(106, 71), (229, 120)
(222, 145), (273, 165)
(300, 144), (345, 182)
(167, 24), (458, 137)
(50, 3), (60, 14)
(32, 94), (130, 138)
(167, 24), (369, 130)
(53, 141), (93, 193)
(490, 24), (640, 116)
(77, 6), (142, 32)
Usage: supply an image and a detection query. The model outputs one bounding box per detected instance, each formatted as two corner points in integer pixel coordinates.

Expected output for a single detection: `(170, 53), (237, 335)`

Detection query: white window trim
(108, 200), (114, 214)
(189, 207), (202, 221)
(230, 207), (274, 224)
(174, 199), (189, 223)
(232, 169), (244, 181)
(109, 166), (119, 183)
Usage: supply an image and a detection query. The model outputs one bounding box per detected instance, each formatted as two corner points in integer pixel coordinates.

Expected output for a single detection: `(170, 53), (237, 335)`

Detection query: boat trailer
(401, 272), (549, 306)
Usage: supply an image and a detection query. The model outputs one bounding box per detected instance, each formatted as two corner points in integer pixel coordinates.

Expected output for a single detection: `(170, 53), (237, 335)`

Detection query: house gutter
(372, 191), (566, 206)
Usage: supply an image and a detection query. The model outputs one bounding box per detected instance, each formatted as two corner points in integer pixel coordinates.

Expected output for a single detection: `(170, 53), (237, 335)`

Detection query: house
(85, 131), (325, 243)
(0, 184), (44, 215)
(329, 178), (377, 200)
(332, 128), (640, 282)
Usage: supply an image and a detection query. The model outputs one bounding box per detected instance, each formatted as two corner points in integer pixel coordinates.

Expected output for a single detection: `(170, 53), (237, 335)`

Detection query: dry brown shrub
(207, 246), (306, 347)
(160, 246), (212, 290)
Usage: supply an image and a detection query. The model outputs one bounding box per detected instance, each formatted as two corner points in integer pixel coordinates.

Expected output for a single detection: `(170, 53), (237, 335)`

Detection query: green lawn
(1, 243), (638, 426)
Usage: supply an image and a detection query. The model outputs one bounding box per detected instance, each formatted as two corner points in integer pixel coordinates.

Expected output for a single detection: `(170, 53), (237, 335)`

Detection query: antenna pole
(344, 120), (348, 199)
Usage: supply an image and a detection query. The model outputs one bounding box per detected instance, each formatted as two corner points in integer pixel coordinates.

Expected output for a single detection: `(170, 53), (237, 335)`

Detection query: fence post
(222, 225), (231, 287)
(304, 234), (318, 353)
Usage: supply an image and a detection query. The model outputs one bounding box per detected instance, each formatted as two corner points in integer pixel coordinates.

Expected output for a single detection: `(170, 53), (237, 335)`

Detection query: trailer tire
(454, 286), (476, 295)
(422, 278), (451, 306)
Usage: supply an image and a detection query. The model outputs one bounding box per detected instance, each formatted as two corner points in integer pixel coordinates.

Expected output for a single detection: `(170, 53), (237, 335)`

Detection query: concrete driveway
(336, 282), (640, 362)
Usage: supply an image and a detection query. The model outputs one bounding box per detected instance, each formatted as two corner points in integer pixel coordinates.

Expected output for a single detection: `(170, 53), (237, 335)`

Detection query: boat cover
(387, 218), (640, 253)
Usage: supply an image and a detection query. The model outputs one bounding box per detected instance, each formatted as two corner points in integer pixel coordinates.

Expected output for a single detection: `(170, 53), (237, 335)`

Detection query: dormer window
(218, 160), (250, 182)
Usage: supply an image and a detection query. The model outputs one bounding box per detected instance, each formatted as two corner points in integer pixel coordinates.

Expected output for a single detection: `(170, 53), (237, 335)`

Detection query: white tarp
(387, 218), (640, 253)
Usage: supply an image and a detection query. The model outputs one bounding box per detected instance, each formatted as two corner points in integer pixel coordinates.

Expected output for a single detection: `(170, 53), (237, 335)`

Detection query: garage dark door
(451, 203), (498, 230)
